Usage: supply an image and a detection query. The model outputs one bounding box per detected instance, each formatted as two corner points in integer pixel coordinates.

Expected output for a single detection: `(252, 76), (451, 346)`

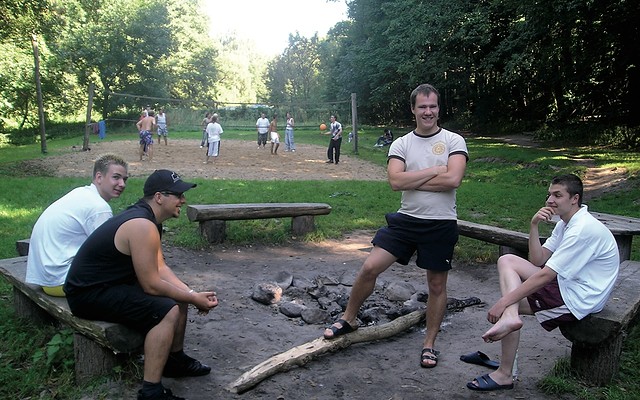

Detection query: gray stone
(361, 306), (386, 324)
(384, 282), (416, 301)
(301, 308), (331, 324)
(339, 270), (358, 286)
(251, 282), (283, 305)
(274, 271), (294, 290)
(292, 276), (315, 290)
(280, 301), (307, 318)
(315, 275), (340, 286)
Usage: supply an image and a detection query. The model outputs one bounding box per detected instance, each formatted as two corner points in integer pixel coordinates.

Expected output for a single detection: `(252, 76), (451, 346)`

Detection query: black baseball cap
(143, 169), (197, 197)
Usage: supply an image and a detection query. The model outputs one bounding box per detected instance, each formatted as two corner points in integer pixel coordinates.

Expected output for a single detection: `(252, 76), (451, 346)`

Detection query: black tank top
(64, 200), (161, 295)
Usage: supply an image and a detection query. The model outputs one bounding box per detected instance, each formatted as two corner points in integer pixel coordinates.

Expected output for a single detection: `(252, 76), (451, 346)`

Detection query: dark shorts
(527, 277), (577, 331)
(66, 283), (177, 334)
(371, 212), (458, 271)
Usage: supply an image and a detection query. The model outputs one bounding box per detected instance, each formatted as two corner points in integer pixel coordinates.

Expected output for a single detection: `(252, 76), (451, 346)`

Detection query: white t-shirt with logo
(388, 128), (468, 220)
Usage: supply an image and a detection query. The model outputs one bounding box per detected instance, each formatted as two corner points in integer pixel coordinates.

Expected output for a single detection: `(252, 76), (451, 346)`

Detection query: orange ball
(320, 123), (327, 131)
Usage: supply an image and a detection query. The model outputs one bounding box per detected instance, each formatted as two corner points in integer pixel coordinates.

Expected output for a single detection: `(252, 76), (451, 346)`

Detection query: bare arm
(528, 207), (554, 266)
(388, 153), (466, 192)
(116, 219), (217, 311)
(416, 153), (467, 192)
(387, 158), (447, 191)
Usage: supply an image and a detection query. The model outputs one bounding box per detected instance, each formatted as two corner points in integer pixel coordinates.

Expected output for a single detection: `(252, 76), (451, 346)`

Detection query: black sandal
(420, 348), (439, 368)
(324, 319), (357, 339)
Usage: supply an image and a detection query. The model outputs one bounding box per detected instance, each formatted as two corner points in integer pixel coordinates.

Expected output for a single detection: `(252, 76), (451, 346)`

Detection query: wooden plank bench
(560, 260), (640, 384)
(187, 203), (332, 244)
(0, 256), (144, 383)
(458, 210), (640, 262)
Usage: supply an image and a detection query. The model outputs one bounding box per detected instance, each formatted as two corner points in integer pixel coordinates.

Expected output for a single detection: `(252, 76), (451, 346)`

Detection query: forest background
(1, 0), (639, 148)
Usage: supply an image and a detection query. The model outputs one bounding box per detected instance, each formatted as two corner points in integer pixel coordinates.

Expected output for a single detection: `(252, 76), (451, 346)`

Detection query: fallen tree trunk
(227, 310), (425, 393)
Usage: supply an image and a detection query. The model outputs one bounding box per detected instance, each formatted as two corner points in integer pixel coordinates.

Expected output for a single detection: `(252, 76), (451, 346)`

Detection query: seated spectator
(374, 129), (394, 147)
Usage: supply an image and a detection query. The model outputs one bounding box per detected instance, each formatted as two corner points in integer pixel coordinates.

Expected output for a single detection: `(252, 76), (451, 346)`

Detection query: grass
(1, 127), (640, 398)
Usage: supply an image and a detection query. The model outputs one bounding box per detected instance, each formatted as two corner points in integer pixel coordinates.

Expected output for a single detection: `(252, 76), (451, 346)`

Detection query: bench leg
(74, 332), (120, 383)
(291, 215), (315, 236)
(569, 332), (625, 385)
(200, 220), (227, 244)
(13, 287), (57, 326)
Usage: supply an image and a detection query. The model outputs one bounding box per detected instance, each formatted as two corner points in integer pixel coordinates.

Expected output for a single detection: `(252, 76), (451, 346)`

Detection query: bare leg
(470, 254), (538, 387)
(482, 255), (538, 342)
(421, 270), (448, 366)
(143, 305), (180, 383)
(323, 246), (396, 338)
(148, 144), (154, 162)
(170, 303), (188, 352)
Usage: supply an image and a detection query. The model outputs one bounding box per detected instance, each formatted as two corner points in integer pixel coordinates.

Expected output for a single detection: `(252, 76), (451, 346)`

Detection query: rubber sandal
(420, 348), (439, 368)
(467, 373), (514, 391)
(460, 350), (500, 369)
(324, 319), (357, 339)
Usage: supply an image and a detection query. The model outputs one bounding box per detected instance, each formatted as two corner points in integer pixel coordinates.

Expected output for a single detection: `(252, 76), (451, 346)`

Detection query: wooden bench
(187, 203), (332, 244)
(458, 210), (640, 262)
(560, 260), (640, 384)
(0, 256), (144, 383)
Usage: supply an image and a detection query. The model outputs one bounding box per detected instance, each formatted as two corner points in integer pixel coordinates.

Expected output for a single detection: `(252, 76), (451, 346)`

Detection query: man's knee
(426, 272), (448, 295)
(497, 253), (524, 272)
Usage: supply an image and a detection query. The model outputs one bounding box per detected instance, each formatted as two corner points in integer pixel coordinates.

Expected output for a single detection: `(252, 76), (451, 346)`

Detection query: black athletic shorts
(371, 212), (458, 271)
(66, 282), (178, 334)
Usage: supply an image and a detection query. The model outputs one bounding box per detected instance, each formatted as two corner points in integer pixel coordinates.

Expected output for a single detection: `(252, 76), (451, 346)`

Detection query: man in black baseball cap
(65, 169), (215, 400)
(143, 169), (197, 197)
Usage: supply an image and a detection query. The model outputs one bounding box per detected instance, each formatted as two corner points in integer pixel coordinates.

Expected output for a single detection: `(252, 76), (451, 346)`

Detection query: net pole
(351, 93), (358, 154)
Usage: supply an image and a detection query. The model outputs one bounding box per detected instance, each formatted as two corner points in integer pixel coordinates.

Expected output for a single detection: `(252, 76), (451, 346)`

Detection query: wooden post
(83, 83), (95, 151)
(31, 34), (47, 154)
(291, 215), (315, 236)
(351, 93), (358, 154)
(200, 220), (227, 243)
(74, 333), (119, 384)
(569, 332), (624, 385)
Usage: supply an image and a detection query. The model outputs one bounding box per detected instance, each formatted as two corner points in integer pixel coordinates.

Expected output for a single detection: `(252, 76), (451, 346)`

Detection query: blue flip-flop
(460, 351), (500, 369)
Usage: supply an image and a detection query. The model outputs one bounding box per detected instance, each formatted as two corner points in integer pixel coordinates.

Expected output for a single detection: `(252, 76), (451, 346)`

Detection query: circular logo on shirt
(432, 142), (446, 155)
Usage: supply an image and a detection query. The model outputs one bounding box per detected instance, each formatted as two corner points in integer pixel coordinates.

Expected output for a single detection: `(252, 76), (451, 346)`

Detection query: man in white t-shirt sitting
(467, 174), (619, 392)
(25, 154), (128, 296)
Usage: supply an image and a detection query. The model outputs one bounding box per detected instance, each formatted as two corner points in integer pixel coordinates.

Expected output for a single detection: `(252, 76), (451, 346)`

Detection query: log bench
(187, 203), (332, 244)
(458, 210), (640, 262)
(0, 256), (144, 383)
(560, 260), (640, 384)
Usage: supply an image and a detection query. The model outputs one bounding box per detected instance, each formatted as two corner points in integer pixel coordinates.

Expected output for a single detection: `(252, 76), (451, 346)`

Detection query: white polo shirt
(543, 205), (620, 319)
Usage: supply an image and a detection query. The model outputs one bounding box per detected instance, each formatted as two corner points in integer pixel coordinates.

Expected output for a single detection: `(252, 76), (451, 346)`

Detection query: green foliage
(32, 329), (74, 370)
(0, 293), (75, 398)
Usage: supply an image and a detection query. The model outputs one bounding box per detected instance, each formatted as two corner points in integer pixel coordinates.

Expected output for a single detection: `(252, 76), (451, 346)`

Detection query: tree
(48, 0), (173, 118)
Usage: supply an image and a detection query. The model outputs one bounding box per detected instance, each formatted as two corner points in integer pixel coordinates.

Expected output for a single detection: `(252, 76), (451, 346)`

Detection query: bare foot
(482, 316), (523, 342)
